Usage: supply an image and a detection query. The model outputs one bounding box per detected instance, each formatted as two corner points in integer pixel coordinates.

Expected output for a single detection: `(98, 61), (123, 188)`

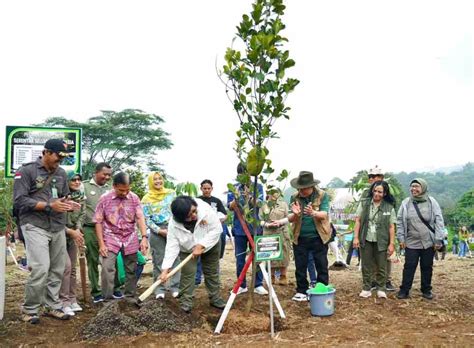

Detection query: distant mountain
(392, 162), (474, 209)
(412, 164), (464, 175)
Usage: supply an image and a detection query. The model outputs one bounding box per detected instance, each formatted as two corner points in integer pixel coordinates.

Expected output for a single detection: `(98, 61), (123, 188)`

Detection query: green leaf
(227, 183), (237, 193)
(283, 59), (295, 69)
(251, 2), (263, 24)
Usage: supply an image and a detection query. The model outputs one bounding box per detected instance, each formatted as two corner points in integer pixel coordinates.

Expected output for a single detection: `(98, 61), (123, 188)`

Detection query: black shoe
(210, 299), (226, 310)
(386, 282), (396, 292)
(112, 291), (124, 299)
(396, 291), (409, 299)
(422, 291), (433, 300)
(22, 313), (40, 324)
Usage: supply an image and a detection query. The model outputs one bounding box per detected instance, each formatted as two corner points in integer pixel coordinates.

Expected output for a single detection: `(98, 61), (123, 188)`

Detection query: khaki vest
(291, 187), (332, 245)
(359, 199), (393, 251)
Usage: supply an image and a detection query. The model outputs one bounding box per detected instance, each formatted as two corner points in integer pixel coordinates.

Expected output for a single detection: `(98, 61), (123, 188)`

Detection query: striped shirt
(94, 190), (144, 255)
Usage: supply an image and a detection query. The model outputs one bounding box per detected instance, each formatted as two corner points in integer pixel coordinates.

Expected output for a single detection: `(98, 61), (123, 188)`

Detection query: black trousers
(293, 236), (329, 294)
(400, 247), (435, 294)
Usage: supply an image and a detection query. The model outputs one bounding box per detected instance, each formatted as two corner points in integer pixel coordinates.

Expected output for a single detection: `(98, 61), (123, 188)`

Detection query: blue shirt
(227, 182), (264, 237)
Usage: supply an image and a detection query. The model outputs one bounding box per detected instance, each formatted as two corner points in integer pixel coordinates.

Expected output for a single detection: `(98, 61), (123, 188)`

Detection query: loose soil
(1, 244), (473, 346)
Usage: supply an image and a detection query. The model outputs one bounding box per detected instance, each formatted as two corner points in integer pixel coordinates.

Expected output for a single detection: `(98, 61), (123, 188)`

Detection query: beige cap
(368, 165), (383, 175)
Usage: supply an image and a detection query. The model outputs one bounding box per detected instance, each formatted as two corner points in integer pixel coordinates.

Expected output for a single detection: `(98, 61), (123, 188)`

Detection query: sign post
(4, 126), (82, 177)
(255, 234), (283, 338)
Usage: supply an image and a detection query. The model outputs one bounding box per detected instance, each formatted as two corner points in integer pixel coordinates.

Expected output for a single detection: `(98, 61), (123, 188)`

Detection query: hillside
(392, 162), (474, 209)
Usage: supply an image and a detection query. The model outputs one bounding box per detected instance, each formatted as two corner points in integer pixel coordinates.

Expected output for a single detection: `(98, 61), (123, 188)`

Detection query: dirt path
(1, 245), (473, 346)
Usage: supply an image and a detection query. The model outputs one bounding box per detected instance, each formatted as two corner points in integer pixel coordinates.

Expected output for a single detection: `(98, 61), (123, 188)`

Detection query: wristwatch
(44, 202), (52, 214)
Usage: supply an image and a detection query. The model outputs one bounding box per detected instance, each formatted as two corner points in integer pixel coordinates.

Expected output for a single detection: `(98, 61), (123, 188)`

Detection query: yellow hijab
(141, 172), (174, 204)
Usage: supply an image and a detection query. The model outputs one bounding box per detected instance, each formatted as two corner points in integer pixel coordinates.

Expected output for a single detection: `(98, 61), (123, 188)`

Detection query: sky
(1, 0), (472, 197)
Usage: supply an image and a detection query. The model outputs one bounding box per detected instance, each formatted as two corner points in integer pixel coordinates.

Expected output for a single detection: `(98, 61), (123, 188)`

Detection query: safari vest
(359, 199), (393, 251)
(291, 187), (331, 245)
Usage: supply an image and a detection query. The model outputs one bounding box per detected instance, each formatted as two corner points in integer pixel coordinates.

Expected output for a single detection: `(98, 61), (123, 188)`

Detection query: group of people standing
(353, 166), (446, 301)
(13, 138), (457, 325)
(13, 138), (232, 323)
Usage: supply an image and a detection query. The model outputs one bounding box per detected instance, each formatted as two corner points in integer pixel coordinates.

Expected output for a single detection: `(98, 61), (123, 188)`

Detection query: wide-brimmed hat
(290, 171), (320, 189)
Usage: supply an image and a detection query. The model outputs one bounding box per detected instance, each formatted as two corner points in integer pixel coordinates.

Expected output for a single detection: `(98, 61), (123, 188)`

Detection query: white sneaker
(63, 306), (75, 317)
(359, 290), (372, 298)
(254, 286), (268, 295)
(155, 293), (165, 299)
(70, 303), (83, 312)
(292, 293), (307, 302)
(171, 291), (179, 298)
(233, 287), (248, 295)
(377, 291), (387, 299)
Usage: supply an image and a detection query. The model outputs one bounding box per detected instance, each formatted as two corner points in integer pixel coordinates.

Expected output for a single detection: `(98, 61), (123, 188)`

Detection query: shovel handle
(138, 253), (194, 303)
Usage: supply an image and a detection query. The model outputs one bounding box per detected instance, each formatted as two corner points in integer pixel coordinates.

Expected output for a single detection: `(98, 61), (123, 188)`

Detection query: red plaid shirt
(94, 190), (144, 255)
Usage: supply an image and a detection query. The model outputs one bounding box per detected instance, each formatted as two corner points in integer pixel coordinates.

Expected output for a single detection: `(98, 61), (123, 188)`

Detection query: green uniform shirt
(83, 178), (110, 225)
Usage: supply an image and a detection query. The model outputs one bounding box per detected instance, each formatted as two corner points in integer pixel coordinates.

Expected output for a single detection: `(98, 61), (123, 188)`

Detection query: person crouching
(160, 196), (226, 313)
(94, 172), (149, 300)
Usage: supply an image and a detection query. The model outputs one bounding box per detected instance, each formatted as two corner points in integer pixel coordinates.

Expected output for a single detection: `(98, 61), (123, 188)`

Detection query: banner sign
(255, 234), (283, 262)
(4, 126), (82, 178)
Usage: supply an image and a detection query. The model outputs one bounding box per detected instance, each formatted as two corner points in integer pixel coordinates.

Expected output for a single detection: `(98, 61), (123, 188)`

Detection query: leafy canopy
(445, 188), (474, 229)
(37, 109), (172, 178)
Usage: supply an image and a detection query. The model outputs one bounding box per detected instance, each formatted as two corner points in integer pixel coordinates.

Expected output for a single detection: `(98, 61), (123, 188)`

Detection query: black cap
(44, 139), (72, 157)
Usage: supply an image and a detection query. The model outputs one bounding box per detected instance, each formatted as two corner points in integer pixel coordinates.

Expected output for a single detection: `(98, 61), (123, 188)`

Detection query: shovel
(136, 253), (193, 305)
(79, 246), (89, 304)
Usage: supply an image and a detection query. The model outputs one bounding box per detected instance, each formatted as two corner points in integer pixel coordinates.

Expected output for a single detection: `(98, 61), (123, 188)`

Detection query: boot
(278, 275), (288, 285)
(278, 268), (288, 285)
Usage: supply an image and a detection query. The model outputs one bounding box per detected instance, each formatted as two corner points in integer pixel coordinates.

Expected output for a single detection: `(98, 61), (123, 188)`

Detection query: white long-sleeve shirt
(161, 198), (222, 270)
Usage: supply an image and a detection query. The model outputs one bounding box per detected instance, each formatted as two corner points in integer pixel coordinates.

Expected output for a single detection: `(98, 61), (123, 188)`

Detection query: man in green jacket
(82, 162), (115, 303)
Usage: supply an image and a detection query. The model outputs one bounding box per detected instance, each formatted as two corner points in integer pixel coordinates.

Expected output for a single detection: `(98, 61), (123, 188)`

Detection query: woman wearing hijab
(60, 172), (86, 316)
(396, 178), (445, 300)
(142, 172), (179, 299)
(353, 181), (396, 299)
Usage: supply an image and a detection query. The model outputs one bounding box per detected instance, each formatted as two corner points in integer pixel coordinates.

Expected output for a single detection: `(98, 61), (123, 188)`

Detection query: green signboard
(255, 234), (283, 262)
(4, 126), (82, 178)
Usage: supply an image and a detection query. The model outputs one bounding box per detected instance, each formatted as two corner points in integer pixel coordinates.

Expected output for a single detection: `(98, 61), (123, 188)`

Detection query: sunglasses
(368, 174), (376, 179)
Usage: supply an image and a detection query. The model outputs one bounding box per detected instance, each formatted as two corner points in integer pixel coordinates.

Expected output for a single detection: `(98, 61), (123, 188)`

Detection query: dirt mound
(80, 299), (200, 340)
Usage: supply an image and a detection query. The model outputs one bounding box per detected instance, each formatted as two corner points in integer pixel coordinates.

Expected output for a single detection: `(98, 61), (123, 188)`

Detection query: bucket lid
(307, 283), (335, 294)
